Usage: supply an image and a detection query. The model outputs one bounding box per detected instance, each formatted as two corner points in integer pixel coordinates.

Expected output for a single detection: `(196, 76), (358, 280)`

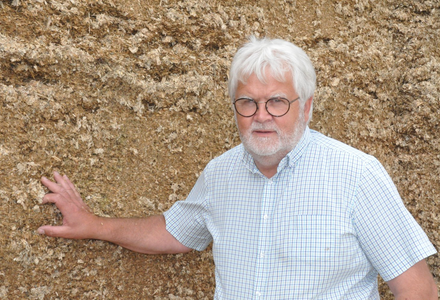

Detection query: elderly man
(39, 37), (437, 299)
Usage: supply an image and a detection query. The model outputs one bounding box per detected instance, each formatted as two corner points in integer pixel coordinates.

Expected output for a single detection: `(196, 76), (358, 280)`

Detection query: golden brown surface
(0, 0), (439, 299)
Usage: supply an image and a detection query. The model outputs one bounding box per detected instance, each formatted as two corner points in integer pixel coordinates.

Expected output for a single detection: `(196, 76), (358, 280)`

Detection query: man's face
(234, 70), (311, 159)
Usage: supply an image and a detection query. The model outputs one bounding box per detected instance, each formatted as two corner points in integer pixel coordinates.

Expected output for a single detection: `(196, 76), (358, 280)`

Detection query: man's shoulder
(205, 144), (245, 170)
(306, 130), (389, 188)
(308, 129), (376, 163)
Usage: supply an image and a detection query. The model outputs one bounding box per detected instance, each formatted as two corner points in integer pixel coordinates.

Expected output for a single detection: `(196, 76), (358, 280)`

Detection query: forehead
(236, 70), (295, 97)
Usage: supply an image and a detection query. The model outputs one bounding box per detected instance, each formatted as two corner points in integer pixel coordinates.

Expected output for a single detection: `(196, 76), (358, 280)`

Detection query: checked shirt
(164, 127), (436, 299)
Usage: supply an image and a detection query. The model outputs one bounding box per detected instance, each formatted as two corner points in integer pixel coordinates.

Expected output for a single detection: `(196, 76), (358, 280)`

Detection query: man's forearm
(393, 282), (438, 300)
(394, 290), (438, 300)
(94, 215), (192, 254)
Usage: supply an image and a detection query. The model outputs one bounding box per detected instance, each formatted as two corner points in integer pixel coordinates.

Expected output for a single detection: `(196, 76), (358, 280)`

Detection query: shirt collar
(282, 125), (311, 169)
(241, 126), (312, 175)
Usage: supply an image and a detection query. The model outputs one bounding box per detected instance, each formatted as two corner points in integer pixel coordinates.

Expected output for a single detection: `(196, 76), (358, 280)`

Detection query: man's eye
(238, 99), (255, 104)
(270, 98), (284, 103)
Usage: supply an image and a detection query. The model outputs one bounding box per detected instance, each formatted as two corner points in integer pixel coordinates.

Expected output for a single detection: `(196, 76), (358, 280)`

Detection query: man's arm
(386, 259), (438, 300)
(38, 171), (192, 254)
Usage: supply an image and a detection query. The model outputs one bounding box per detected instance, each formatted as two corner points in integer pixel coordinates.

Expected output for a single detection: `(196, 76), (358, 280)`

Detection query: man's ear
(304, 96), (313, 123)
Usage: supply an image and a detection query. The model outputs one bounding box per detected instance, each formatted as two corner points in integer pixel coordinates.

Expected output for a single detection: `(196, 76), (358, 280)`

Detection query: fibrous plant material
(0, 0), (439, 299)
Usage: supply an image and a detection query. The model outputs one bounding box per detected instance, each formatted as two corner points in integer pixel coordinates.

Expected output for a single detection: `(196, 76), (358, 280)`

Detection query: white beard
(239, 110), (306, 160)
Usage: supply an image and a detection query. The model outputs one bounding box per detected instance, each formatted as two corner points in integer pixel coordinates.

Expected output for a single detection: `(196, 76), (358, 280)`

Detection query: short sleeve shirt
(164, 127), (437, 299)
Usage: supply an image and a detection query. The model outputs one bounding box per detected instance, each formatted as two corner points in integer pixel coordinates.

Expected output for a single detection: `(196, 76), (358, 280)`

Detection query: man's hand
(38, 171), (192, 254)
(38, 171), (99, 239)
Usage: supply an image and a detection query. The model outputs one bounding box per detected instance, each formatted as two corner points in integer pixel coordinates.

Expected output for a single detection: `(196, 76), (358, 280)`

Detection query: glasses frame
(233, 96), (300, 118)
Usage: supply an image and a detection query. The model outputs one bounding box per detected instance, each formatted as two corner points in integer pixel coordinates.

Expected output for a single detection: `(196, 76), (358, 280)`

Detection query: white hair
(228, 36), (316, 117)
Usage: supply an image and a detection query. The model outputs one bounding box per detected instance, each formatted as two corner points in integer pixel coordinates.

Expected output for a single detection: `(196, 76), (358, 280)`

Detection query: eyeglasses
(233, 97), (300, 117)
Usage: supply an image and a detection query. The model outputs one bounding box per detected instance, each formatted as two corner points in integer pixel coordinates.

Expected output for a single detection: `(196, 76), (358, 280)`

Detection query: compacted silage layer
(0, 0), (439, 299)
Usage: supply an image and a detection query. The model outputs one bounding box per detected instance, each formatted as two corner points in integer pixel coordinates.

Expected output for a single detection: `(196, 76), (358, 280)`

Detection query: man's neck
(252, 150), (289, 178)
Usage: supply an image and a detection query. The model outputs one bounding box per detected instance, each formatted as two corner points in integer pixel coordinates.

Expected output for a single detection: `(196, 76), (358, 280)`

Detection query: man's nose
(253, 101), (272, 121)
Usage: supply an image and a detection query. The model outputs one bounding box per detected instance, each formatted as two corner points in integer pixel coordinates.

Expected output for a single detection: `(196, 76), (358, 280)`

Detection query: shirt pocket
(276, 215), (359, 266)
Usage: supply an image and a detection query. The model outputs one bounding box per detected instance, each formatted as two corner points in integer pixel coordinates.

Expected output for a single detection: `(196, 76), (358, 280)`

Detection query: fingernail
(37, 228), (45, 235)
(42, 176), (47, 181)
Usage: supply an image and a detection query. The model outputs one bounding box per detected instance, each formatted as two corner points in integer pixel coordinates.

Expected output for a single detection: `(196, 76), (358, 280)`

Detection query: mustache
(250, 122), (280, 133)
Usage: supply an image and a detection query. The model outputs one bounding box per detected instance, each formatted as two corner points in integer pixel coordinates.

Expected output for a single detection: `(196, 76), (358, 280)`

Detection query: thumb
(37, 225), (71, 238)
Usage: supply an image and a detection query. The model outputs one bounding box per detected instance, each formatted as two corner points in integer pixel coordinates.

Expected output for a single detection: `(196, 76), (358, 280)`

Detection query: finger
(63, 174), (82, 200)
(41, 189), (84, 214)
(53, 172), (79, 201)
(53, 171), (73, 194)
(41, 176), (63, 193)
(60, 174), (88, 211)
(41, 192), (67, 206)
(37, 225), (72, 238)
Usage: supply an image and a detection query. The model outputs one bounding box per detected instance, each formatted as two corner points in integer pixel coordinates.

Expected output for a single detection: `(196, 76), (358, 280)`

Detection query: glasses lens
(235, 99), (257, 117)
(267, 98), (289, 116)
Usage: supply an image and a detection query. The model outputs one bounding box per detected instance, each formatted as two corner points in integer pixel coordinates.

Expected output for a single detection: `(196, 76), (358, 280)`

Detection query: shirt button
(256, 291), (262, 297)
(260, 252), (265, 258)
(263, 214), (268, 220)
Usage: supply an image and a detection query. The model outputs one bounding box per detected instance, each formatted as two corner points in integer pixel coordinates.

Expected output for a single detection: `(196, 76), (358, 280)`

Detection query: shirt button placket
(254, 177), (275, 299)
